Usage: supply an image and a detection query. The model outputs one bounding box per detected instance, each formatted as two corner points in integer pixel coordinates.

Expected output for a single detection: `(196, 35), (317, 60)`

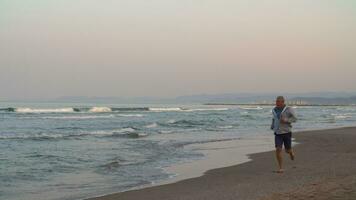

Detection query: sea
(0, 102), (355, 200)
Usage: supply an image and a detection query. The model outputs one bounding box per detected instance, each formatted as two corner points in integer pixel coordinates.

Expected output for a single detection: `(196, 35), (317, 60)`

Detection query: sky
(1, 0), (356, 100)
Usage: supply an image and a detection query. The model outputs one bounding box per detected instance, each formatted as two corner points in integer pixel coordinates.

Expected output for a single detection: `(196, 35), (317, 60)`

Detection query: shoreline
(86, 126), (356, 200)
(157, 135), (275, 186)
(84, 134), (276, 200)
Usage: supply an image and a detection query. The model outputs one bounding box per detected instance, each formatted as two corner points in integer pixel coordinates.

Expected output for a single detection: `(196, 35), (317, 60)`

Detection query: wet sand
(87, 127), (356, 200)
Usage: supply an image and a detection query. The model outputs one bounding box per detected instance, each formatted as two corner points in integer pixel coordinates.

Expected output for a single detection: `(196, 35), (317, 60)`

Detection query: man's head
(276, 96), (285, 108)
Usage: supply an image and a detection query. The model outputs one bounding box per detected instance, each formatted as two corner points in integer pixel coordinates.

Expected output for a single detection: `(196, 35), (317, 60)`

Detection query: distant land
(174, 92), (356, 105)
(204, 95), (356, 106)
(288, 96), (356, 105)
(2, 92), (356, 105)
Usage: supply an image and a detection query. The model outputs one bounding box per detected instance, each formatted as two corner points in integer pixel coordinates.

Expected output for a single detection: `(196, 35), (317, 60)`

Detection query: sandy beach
(87, 126), (356, 200)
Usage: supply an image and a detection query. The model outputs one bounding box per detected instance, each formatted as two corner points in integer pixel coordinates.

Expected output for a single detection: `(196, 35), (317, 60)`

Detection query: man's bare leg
(286, 148), (295, 160)
(276, 147), (284, 173)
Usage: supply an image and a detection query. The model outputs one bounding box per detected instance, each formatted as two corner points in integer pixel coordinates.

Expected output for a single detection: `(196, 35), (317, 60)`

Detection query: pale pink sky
(1, 0), (355, 99)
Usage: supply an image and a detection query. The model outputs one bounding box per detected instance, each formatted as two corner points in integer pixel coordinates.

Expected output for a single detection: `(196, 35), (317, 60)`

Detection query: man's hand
(280, 118), (288, 124)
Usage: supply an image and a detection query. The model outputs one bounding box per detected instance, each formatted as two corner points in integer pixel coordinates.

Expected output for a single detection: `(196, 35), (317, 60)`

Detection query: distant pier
(203, 103), (356, 106)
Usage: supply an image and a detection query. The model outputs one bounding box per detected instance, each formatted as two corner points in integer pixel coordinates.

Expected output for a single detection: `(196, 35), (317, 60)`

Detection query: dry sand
(87, 127), (356, 200)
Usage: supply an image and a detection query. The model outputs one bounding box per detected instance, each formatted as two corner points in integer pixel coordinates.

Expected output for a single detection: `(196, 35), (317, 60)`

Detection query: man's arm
(271, 118), (275, 130)
(287, 107), (297, 123)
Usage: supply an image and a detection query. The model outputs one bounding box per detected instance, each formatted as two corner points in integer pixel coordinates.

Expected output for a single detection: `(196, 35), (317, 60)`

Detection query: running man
(271, 96), (297, 173)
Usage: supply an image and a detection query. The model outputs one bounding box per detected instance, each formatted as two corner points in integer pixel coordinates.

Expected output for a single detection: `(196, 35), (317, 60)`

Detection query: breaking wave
(89, 107), (112, 112)
(148, 107), (183, 112)
(239, 106), (263, 110)
(15, 108), (74, 113)
(0, 106), (229, 114)
(0, 127), (148, 140)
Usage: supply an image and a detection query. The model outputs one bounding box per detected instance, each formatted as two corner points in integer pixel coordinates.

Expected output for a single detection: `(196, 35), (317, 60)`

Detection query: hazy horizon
(1, 1), (356, 100)
(2, 91), (356, 103)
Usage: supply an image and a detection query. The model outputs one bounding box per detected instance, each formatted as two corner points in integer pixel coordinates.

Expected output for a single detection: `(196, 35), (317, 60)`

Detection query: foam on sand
(159, 135), (274, 185)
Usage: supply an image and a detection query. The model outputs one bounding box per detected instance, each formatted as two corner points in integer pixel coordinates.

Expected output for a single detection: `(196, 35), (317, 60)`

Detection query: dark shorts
(275, 132), (292, 150)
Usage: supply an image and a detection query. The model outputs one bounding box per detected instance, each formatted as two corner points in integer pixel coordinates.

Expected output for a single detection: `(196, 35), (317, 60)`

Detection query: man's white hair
(276, 96), (285, 101)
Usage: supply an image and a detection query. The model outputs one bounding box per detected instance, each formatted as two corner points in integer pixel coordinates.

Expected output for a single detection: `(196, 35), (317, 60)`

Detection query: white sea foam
(149, 107), (228, 112)
(239, 106), (263, 110)
(159, 130), (173, 134)
(332, 114), (353, 119)
(89, 107), (112, 112)
(76, 129), (137, 137)
(184, 108), (229, 112)
(167, 119), (176, 124)
(218, 125), (233, 129)
(88, 130), (115, 137)
(0, 128), (143, 140)
(0, 133), (66, 140)
(111, 128), (148, 138)
(149, 107), (183, 112)
(15, 108), (74, 113)
(42, 115), (115, 120)
(93, 129), (149, 138)
(146, 123), (158, 128)
(117, 114), (144, 117)
(12, 107), (228, 113)
(137, 133), (148, 137)
(115, 128), (136, 133)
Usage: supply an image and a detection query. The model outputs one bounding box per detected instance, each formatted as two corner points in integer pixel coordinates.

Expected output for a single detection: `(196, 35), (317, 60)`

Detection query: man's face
(276, 99), (285, 108)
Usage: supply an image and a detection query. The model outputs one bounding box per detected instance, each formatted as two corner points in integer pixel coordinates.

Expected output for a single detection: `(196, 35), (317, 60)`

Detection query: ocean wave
(0, 107), (16, 112)
(149, 107), (183, 112)
(112, 107), (149, 112)
(18, 114), (140, 120)
(15, 108), (74, 113)
(90, 128), (147, 138)
(39, 115), (116, 120)
(0, 107), (148, 113)
(218, 125), (234, 129)
(159, 130), (173, 134)
(145, 123), (158, 128)
(63, 128), (139, 138)
(117, 114), (144, 117)
(239, 106), (263, 110)
(148, 107), (229, 112)
(183, 108), (229, 112)
(113, 132), (148, 138)
(89, 107), (112, 112)
(331, 114), (353, 119)
(0, 128), (148, 140)
(161, 119), (205, 127)
(0, 132), (111, 140)
(100, 161), (122, 171)
(114, 127), (136, 133)
(111, 128), (148, 138)
(100, 158), (145, 171)
(0, 133), (66, 140)
(167, 119), (176, 124)
(0, 106), (230, 114)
